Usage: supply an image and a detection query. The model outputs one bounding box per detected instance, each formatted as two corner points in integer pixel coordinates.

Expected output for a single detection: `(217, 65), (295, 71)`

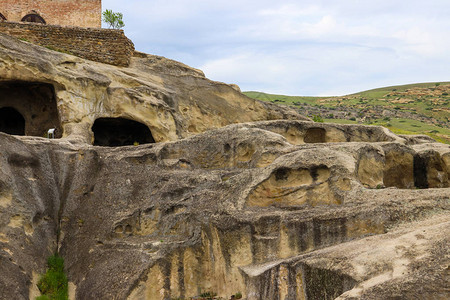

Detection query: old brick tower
(0, 0), (101, 28)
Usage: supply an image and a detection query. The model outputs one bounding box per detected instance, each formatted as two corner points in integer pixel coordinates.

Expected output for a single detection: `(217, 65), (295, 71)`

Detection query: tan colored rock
(0, 32), (449, 300)
(0, 33), (306, 145)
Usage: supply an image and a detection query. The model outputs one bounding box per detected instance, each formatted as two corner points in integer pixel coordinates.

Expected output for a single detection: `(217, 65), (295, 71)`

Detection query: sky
(102, 0), (450, 96)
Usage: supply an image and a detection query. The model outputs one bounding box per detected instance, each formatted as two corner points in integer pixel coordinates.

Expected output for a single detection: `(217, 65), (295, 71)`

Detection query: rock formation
(0, 33), (304, 144)
(0, 32), (449, 300)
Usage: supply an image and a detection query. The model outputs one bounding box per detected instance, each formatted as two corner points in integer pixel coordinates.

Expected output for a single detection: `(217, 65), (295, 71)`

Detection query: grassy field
(244, 91), (323, 105)
(370, 118), (450, 144)
(244, 82), (450, 144)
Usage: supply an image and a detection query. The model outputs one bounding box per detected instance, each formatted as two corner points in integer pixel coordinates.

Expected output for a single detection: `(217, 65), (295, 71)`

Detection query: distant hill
(244, 82), (450, 144)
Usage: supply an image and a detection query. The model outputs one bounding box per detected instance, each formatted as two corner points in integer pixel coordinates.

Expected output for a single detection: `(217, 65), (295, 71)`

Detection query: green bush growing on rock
(312, 114), (324, 122)
(36, 255), (68, 300)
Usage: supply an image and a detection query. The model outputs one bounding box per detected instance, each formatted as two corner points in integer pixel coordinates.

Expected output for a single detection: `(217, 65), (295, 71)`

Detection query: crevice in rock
(414, 154), (429, 189)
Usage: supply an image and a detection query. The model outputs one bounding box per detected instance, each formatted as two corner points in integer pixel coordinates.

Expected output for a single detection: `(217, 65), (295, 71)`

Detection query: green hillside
(244, 82), (450, 144)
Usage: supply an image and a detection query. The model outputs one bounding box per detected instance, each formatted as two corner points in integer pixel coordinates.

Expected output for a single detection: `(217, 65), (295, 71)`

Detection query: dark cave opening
(0, 107), (25, 135)
(303, 264), (356, 300)
(413, 155), (428, 189)
(304, 127), (326, 143)
(21, 14), (46, 24)
(0, 81), (62, 138)
(92, 118), (155, 146)
(413, 152), (449, 189)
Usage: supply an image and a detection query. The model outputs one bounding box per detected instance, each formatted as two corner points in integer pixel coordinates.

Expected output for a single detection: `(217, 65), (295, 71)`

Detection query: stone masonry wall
(0, 21), (134, 67)
(0, 0), (101, 28)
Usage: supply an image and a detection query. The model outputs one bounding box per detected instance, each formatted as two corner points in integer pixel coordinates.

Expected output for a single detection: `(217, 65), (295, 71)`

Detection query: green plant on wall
(102, 9), (125, 29)
(36, 255), (68, 300)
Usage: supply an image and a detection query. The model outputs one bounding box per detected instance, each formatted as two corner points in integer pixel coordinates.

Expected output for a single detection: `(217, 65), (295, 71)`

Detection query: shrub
(37, 255), (68, 300)
(312, 115), (324, 123)
(199, 291), (217, 297)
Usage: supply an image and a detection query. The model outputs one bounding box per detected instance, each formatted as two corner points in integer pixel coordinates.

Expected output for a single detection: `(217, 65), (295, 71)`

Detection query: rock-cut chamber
(0, 107), (25, 135)
(0, 81), (62, 137)
(92, 118), (155, 146)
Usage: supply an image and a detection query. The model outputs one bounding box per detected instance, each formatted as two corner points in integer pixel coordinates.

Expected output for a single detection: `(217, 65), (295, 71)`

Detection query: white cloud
(258, 4), (322, 17)
(102, 0), (450, 95)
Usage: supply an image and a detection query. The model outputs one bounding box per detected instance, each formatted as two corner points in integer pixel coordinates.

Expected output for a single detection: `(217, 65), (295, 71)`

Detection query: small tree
(102, 9), (125, 29)
(312, 114), (324, 123)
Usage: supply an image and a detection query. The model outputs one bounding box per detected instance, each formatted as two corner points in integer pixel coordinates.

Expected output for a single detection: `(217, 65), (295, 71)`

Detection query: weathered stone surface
(1, 121), (448, 299)
(0, 22), (135, 66)
(0, 33), (449, 300)
(0, 0), (102, 28)
(0, 33), (305, 144)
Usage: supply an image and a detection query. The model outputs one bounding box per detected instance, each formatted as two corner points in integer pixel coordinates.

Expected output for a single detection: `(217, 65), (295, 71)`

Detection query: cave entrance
(0, 81), (62, 138)
(302, 264), (356, 300)
(92, 118), (155, 146)
(21, 14), (46, 24)
(414, 152), (449, 189)
(0, 107), (25, 135)
(304, 128), (326, 143)
(413, 155), (428, 189)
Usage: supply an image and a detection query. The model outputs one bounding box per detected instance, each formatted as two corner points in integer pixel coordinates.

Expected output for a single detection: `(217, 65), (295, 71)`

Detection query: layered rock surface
(1, 121), (449, 300)
(0, 33), (304, 144)
(0, 33), (449, 300)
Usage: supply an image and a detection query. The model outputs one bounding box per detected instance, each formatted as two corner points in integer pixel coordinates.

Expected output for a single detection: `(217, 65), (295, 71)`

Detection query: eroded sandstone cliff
(0, 33), (449, 300)
(0, 33), (305, 144)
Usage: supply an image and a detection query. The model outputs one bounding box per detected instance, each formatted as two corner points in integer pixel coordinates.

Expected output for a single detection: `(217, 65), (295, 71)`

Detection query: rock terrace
(0, 33), (448, 300)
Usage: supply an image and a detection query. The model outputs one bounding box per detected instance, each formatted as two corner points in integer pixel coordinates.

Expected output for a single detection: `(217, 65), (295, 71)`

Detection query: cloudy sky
(103, 0), (449, 96)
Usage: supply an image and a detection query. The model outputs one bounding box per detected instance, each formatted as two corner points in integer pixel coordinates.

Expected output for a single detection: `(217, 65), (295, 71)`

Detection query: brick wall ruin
(0, 0), (101, 28)
(0, 21), (134, 67)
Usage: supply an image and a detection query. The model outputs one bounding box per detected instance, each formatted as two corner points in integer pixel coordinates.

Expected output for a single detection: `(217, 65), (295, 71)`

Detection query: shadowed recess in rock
(302, 264), (357, 300)
(414, 151), (449, 189)
(0, 107), (25, 135)
(92, 117), (155, 146)
(357, 146), (449, 189)
(304, 127), (326, 143)
(0, 81), (62, 137)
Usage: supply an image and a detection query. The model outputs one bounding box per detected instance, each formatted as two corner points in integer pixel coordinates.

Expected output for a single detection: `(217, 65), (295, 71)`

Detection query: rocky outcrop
(1, 120), (449, 299)
(0, 33), (449, 300)
(0, 33), (305, 145)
